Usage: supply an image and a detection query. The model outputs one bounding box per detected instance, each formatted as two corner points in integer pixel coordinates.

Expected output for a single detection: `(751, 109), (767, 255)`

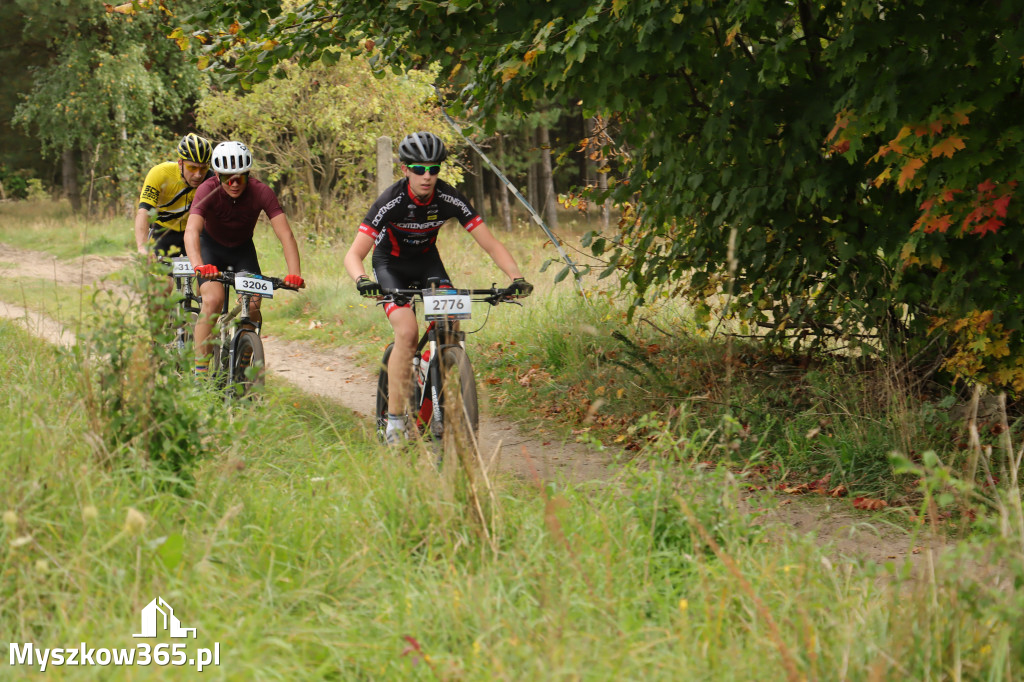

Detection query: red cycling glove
(195, 264), (219, 278)
(284, 274), (304, 289)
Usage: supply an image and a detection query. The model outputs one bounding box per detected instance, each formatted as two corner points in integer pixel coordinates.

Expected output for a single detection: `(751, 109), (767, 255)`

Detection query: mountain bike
(164, 256), (201, 352)
(375, 280), (522, 448)
(202, 270), (299, 399)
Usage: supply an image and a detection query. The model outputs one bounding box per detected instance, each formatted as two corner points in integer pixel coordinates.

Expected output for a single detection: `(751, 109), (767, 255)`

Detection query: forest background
(4, 2), (1024, 677)
(3, 0), (1024, 393)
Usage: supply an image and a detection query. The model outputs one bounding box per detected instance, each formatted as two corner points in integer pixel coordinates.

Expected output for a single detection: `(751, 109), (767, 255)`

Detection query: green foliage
(0, 164), (32, 199)
(13, 0), (206, 213)
(4, 207), (1024, 679)
(179, 0), (1024, 391)
(78, 262), (223, 487)
(196, 56), (452, 235)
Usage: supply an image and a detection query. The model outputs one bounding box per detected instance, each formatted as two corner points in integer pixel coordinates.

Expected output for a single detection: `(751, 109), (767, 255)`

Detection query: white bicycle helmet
(211, 141), (253, 174)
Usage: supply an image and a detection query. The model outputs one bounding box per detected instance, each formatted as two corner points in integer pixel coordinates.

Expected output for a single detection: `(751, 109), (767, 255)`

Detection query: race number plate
(170, 257), (194, 278)
(235, 274), (274, 298)
(424, 291), (471, 320)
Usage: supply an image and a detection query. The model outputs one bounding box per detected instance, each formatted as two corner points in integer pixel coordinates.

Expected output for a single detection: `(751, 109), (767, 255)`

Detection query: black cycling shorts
(149, 228), (186, 257)
(372, 248), (451, 316)
(199, 232), (261, 275)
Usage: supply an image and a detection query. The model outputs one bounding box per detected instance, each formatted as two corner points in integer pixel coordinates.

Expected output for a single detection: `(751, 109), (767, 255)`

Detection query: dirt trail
(0, 244), (939, 566)
(0, 245), (614, 483)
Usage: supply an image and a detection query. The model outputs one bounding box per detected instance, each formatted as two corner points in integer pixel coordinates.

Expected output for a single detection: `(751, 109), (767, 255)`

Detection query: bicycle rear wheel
(376, 343), (422, 442)
(231, 330), (265, 398)
(375, 344), (394, 441)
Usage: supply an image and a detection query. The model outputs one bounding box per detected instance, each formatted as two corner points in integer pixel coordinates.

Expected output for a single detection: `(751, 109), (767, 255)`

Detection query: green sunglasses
(407, 164), (441, 176)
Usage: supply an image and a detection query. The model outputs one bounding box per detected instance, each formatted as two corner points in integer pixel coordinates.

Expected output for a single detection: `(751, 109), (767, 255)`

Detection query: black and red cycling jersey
(359, 178), (483, 262)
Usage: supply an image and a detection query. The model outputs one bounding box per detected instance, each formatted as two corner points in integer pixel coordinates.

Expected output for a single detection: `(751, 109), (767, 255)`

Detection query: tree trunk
(62, 147), (81, 213)
(584, 117), (598, 192)
(495, 133), (512, 231)
(537, 124), (559, 230)
(598, 164), (610, 230)
(525, 129), (539, 211)
(471, 148), (486, 217)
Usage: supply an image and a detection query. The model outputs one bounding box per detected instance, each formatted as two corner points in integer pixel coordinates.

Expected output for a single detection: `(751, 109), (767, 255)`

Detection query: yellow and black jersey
(137, 161), (206, 233)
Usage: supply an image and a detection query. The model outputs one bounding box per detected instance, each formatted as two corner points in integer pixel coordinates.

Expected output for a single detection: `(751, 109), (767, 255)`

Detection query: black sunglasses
(407, 164), (441, 176)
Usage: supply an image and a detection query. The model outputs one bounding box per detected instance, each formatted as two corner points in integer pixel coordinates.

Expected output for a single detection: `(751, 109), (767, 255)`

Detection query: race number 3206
(235, 275), (274, 298)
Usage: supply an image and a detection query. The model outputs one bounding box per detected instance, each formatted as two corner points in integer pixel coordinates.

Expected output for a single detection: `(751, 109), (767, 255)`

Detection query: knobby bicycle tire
(375, 343), (420, 442)
(375, 343), (394, 441)
(439, 345), (479, 443)
(231, 330), (265, 398)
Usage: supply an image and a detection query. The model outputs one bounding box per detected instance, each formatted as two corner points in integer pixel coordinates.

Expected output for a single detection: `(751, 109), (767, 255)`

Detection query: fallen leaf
(828, 484), (847, 498)
(853, 497), (888, 511)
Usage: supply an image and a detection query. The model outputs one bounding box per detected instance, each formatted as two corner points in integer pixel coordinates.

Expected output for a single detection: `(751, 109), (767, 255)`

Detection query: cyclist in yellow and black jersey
(134, 133), (214, 257)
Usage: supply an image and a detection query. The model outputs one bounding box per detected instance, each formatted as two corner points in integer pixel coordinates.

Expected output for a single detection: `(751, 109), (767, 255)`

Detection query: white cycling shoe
(385, 426), (409, 446)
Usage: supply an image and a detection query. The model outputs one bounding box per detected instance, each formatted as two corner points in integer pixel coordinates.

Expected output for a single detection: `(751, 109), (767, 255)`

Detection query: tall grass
(3, 200), (1024, 679)
(2, 311), (1023, 678)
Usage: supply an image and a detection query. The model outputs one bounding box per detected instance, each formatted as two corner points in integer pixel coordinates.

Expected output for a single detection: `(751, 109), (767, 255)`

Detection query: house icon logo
(132, 597), (197, 639)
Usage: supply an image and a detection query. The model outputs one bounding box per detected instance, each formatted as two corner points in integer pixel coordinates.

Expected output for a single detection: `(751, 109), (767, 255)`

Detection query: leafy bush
(0, 164), (31, 200)
(78, 262), (223, 488)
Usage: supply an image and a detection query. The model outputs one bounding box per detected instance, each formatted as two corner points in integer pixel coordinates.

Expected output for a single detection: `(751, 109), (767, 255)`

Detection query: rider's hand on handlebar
(356, 275), (382, 298)
(507, 277), (534, 298)
(195, 264), (219, 279)
(284, 274), (304, 289)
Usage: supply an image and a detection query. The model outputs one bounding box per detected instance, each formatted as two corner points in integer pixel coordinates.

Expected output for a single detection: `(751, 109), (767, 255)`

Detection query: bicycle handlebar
(379, 285), (521, 306)
(203, 271), (301, 292)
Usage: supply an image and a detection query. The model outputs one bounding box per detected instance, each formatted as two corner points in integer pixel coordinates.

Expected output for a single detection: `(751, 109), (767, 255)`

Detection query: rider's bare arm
(184, 213), (205, 269)
(134, 208), (152, 255)
(269, 213), (302, 279)
(469, 221), (524, 281)
(344, 232), (376, 282)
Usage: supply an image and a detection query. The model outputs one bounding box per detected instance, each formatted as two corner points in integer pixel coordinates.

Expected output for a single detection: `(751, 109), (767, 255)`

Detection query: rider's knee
(394, 325), (418, 349)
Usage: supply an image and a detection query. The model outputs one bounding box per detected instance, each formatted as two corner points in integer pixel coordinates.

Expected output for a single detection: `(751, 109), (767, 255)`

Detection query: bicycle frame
(165, 256), (201, 350)
(198, 269), (298, 397)
(215, 277), (261, 378)
(376, 282), (519, 440)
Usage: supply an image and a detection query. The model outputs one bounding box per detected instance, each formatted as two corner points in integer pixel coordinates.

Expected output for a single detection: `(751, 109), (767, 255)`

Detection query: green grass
(0, 200), (1016, 499)
(0, 199), (129, 258)
(1, 198), (1023, 677)
(2, 315), (1022, 679)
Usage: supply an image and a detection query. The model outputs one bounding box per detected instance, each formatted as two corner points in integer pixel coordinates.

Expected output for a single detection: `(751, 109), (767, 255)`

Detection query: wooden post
(376, 136), (393, 195)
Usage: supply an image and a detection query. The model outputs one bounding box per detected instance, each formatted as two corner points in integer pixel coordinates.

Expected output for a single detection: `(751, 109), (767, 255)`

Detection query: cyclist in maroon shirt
(184, 140), (304, 375)
(344, 131), (532, 443)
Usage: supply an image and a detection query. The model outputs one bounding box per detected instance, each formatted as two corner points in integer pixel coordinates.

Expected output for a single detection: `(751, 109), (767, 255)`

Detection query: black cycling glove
(356, 276), (382, 297)
(508, 277), (534, 298)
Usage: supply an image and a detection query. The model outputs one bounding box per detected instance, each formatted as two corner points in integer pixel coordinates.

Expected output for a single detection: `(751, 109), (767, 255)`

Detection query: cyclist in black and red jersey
(344, 131), (532, 444)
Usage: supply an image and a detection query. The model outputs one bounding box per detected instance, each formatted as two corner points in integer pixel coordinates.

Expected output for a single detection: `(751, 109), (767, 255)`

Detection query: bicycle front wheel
(440, 345), (479, 444)
(231, 330), (265, 398)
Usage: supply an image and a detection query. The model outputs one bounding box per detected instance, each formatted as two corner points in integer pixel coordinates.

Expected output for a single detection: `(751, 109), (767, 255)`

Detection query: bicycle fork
(427, 335), (443, 431)
(220, 293), (261, 375)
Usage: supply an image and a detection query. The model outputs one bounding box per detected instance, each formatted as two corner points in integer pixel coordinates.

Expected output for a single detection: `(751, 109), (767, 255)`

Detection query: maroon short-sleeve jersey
(190, 176), (285, 247)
